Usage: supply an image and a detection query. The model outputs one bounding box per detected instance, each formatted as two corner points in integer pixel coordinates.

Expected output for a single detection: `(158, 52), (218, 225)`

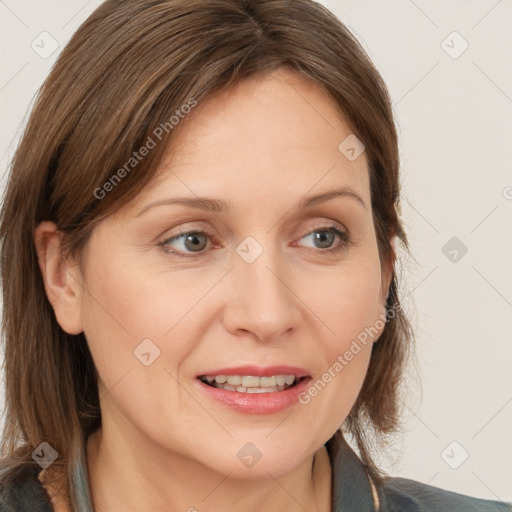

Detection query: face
(67, 67), (390, 478)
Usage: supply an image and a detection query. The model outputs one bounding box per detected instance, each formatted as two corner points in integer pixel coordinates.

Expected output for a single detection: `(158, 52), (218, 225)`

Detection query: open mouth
(198, 374), (307, 394)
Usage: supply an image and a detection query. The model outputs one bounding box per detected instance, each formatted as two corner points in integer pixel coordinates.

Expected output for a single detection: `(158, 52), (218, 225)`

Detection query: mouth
(197, 374), (307, 394)
(195, 365), (312, 413)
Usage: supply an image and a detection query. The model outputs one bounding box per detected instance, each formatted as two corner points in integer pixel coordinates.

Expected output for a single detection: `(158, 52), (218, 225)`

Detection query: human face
(76, 67), (389, 479)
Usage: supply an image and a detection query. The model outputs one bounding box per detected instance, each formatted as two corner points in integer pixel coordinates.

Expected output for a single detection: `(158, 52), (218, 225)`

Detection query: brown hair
(0, 0), (413, 507)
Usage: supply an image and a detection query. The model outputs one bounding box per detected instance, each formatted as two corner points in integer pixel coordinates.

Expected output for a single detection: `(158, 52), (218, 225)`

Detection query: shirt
(1, 435), (511, 511)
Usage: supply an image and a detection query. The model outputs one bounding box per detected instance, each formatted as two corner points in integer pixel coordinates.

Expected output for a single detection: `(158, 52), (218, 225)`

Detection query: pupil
(315, 231), (333, 248)
(185, 233), (206, 251)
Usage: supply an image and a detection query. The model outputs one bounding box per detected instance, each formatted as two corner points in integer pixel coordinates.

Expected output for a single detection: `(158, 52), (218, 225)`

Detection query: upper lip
(197, 365), (311, 378)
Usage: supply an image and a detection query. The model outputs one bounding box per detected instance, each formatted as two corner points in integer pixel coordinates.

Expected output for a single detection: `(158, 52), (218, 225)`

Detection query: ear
(34, 221), (84, 335)
(380, 235), (397, 309)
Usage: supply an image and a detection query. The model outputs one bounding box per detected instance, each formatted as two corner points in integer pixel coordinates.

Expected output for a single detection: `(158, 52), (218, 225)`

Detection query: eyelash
(158, 223), (351, 258)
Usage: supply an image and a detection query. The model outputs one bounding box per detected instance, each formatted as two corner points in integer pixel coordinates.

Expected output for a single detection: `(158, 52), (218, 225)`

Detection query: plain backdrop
(0, 0), (511, 502)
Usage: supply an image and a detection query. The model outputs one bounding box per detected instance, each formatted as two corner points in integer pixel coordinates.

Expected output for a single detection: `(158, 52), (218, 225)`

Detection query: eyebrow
(135, 186), (366, 217)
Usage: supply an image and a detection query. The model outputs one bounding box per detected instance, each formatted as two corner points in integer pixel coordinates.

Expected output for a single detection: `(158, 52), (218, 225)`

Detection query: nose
(221, 244), (301, 342)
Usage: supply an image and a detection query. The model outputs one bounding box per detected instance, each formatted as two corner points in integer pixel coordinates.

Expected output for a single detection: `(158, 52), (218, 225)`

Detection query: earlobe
(34, 221), (84, 335)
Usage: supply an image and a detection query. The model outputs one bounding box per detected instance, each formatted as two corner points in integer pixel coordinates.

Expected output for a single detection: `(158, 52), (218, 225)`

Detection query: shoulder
(380, 476), (512, 512)
(0, 465), (53, 512)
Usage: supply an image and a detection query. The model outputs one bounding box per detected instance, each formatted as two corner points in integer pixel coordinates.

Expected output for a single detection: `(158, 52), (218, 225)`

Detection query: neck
(86, 422), (332, 512)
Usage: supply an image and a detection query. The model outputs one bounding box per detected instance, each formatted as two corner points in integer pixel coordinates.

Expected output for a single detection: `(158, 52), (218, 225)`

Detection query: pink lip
(195, 375), (312, 414)
(196, 365), (310, 378)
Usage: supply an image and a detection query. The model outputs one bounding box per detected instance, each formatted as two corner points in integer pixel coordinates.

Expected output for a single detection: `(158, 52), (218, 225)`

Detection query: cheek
(78, 250), (179, 383)
(295, 254), (384, 424)
(309, 253), (385, 350)
(78, 253), (205, 433)
(79, 246), (229, 398)
(330, 260), (384, 378)
(80, 248), (205, 344)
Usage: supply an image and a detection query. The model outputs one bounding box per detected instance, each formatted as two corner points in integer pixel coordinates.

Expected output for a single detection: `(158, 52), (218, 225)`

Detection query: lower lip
(196, 377), (312, 414)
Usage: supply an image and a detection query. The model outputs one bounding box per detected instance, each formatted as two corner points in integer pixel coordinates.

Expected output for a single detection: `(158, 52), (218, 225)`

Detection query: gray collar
(327, 434), (380, 512)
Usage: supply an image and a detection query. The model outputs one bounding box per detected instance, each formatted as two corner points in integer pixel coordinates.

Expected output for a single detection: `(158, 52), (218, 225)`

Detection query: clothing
(1, 435), (510, 511)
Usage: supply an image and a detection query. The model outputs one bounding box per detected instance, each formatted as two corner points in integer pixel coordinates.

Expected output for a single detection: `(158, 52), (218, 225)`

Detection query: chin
(199, 436), (313, 480)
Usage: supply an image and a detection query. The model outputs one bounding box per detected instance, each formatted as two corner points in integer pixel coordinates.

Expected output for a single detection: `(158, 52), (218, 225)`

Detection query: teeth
(246, 386), (278, 393)
(260, 376), (276, 386)
(201, 374), (301, 393)
(227, 375), (242, 386)
(242, 376), (261, 387)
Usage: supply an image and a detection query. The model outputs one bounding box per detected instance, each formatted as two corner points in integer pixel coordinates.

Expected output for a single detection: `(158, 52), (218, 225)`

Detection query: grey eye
(165, 232), (209, 253)
(301, 229), (336, 249)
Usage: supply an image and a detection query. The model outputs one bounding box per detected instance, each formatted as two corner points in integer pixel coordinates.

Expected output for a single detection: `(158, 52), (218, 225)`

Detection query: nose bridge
(224, 237), (299, 339)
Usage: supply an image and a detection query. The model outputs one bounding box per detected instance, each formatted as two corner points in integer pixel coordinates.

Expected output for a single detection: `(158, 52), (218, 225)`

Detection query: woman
(0, 0), (510, 510)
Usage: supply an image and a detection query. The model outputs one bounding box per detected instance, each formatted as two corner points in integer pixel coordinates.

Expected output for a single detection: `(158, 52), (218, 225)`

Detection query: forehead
(128, 68), (370, 213)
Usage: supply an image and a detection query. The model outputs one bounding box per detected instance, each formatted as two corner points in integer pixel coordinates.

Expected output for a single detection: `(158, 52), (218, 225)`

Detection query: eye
(159, 230), (212, 255)
(158, 223), (351, 257)
(297, 224), (351, 254)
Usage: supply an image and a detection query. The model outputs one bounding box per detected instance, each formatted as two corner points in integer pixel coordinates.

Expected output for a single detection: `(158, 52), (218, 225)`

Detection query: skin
(35, 67), (393, 512)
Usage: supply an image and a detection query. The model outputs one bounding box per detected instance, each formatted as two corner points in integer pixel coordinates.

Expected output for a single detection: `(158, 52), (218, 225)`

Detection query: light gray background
(1, 0), (511, 502)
